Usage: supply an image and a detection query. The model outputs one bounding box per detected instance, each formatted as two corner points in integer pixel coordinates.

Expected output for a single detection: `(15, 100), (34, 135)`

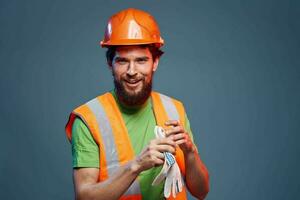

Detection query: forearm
(75, 161), (140, 200)
(184, 151), (209, 199)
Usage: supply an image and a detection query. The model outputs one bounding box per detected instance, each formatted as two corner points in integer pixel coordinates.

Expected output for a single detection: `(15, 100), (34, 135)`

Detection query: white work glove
(152, 126), (184, 198)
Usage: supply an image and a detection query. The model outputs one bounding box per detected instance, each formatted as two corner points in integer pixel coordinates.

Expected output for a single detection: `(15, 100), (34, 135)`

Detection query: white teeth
(127, 80), (140, 84)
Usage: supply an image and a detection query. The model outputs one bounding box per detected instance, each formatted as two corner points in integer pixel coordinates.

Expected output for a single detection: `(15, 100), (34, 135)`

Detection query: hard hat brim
(100, 38), (164, 48)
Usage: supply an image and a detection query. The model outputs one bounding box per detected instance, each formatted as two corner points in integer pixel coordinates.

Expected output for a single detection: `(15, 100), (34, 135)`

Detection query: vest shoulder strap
(151, 91), (186, 129)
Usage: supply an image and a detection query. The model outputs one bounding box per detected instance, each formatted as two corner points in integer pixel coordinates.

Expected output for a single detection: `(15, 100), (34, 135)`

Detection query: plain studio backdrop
(0, 0), (299, 199)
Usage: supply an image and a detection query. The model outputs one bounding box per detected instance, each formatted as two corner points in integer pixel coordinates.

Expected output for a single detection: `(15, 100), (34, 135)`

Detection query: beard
(113, 74), (153, 107)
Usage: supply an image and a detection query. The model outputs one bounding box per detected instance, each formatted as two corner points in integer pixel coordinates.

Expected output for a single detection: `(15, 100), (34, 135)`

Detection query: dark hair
(106, 44), (164, 66)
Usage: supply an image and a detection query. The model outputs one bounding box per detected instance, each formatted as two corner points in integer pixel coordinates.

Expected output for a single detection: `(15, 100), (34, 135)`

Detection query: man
(65, 8), (209, 200)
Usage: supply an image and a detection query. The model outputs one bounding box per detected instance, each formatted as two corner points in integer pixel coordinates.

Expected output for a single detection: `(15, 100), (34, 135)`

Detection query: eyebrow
(114, 56), (150, 62)
(114, 57), (129, 62)
(135, 56), (149, 61)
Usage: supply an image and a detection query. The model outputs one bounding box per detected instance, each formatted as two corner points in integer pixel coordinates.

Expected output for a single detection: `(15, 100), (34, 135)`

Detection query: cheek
(143, 72), (153, 83)
(112, 68), (124, 80)
(139, 65), (154, 78)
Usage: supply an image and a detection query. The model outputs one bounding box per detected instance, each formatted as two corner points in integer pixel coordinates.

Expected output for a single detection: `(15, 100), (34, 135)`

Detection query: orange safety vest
(66, 91), (188, 200)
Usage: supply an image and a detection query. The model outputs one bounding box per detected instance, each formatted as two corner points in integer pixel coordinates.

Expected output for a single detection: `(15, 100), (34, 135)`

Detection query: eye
(115, 58), (128, 65)
(137, 60), (146, 64)
(118, 60), (127, 65)
(136, 58), (148, 64)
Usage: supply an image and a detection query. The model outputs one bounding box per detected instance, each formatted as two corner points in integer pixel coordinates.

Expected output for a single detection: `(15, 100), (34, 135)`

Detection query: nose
(126, 61), (137, 77)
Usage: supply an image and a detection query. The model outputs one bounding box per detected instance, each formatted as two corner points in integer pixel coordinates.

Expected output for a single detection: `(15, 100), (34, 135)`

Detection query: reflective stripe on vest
(159, 93), (180, 121)
(86, 97), (141, 196)
(151, 92), (188, 200)
(86, 99), (119, 175)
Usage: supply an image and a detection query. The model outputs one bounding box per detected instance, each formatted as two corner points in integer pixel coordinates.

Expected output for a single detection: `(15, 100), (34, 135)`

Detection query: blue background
(0, 0), (299, 199)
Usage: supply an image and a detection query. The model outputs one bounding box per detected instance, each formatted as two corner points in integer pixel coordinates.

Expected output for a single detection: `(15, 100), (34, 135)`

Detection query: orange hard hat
(100, 8), (164, 48)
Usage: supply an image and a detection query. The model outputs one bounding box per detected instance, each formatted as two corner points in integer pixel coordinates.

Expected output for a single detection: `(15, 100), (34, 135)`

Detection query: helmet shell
(100, 8), (164, 48)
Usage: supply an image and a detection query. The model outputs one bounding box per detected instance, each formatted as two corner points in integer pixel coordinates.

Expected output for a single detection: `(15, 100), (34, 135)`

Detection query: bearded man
(65, 8), (209, 200)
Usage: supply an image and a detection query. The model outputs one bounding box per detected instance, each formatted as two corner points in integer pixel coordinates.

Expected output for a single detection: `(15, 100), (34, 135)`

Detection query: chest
(122, 108), (157, 155)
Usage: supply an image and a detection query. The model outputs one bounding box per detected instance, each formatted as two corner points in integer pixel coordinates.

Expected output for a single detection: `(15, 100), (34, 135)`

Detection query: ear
(107, 60), (113, 71)
(152, 57), (159, 72)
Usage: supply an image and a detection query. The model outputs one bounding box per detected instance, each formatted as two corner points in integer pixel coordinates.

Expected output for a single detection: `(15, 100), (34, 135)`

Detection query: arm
(73, 138), (177, 200)
(165, 120), (210, 199)
(73, 161), (139, 200)
(183, 148), (210, 199)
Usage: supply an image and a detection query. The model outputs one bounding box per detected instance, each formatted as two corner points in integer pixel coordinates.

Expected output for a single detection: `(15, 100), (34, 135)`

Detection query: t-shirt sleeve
(184, 113), (199, 152)
(71, 117), (100, 168)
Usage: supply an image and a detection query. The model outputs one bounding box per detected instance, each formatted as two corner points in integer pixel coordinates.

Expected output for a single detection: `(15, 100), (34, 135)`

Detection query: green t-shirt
(71, 90), (195, 199)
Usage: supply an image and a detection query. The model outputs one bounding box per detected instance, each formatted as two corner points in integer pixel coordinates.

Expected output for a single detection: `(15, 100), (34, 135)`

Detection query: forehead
(115, 45), (151, 58)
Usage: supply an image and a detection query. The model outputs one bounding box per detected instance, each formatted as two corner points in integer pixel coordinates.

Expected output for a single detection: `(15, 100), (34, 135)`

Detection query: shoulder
(73, 92), (112, 111)
(66, 92), (111, 140)
(72, 117), (97, 144)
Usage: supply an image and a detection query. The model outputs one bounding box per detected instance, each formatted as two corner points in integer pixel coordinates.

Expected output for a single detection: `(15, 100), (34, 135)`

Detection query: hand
(165, 120), (196, 155)
(131, 137), (176, 174)
(151, 126), (184, 198)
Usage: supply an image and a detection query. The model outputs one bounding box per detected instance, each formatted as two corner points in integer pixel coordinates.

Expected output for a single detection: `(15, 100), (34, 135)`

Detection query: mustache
(123, 77), (144, 83)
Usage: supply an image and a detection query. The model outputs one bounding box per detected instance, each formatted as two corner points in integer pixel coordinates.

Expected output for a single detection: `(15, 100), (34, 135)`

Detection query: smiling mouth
(124, 79), (142, 88)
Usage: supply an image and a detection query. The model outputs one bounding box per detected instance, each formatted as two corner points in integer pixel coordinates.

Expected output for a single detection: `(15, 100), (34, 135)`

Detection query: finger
(152, 138), (176, 147)
(165, 120), (180, 126)
(172, 132), (191, 142)
(153, 157), (164, 166)
(176, 138), (194, 149)
(165, 126), (185, 136)
(150, 150), (165, 160)
(155, 144), (175, 154)
(171, 133), (186, 141)
(172, 176), (176, 197)
(175, 139), (187, 145)
(146, 151), (164, 166)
